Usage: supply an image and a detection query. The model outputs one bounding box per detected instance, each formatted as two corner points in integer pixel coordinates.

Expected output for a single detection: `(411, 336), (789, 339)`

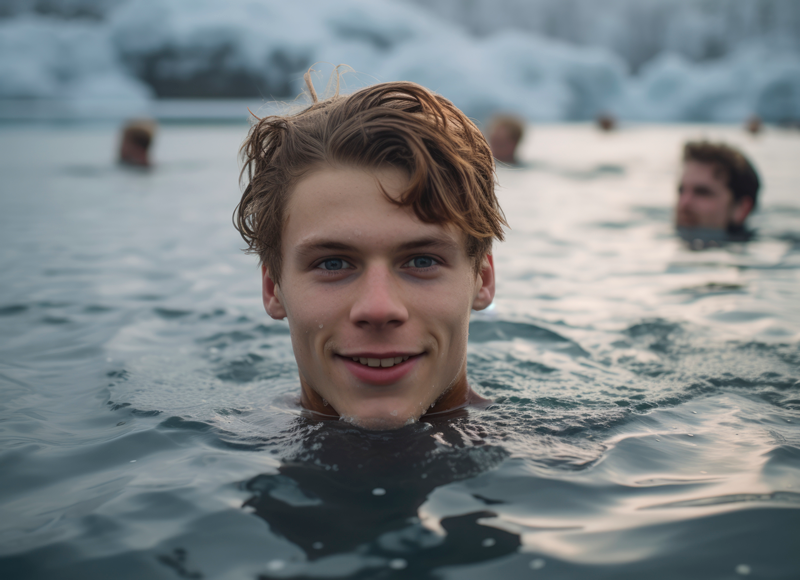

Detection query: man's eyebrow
(395, 235), (461, 253)
(295, 240), (357, 256)
(294, 235), (460, 256)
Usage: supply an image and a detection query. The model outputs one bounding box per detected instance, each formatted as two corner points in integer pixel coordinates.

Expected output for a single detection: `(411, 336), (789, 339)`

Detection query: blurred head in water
(486, 114), (524, 165)
(676, 141), (760, 234)
(596, 112), (616, 132)
(118, 119), (156, 167)
(234, 72), (506, 429)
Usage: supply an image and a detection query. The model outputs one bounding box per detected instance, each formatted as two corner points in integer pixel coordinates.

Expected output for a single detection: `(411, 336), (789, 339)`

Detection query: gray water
(1, 123), (799, 579)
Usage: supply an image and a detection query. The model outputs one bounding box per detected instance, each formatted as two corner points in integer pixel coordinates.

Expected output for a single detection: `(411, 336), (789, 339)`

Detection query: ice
(622, 45), (800, 122)
(0, 0), (798, 122)
(0, 15), (151, 101)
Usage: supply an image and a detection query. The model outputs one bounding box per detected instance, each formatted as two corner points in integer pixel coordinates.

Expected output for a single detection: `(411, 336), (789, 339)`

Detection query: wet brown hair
(234, 74), (506, 285)
(683, 141), (760, 209)
(121, 120), (155, 149)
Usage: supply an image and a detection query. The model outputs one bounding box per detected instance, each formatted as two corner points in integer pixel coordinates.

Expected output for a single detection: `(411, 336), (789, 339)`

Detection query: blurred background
(1, 0), (799, 124)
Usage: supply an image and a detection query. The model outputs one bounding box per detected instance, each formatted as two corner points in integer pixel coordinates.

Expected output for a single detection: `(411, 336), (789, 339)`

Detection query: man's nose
(349, 264), (408, 329)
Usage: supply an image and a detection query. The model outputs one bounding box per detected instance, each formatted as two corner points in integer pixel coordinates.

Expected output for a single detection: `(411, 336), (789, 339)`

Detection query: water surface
(1, 123), (798, 579)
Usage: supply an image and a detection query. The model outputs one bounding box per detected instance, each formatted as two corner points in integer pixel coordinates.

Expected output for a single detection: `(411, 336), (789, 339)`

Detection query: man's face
(676, 161), (750, 230)
(262, 166), (494, 429)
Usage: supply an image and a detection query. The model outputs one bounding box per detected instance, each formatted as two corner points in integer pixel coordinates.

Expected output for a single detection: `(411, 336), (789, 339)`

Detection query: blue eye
(318, 258), (347, 270)
(408, 256), (436, 269)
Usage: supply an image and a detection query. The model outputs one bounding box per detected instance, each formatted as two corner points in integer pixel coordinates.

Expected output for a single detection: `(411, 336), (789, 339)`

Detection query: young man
(676, 141), (761, 238)
(234, 79), (506, 430)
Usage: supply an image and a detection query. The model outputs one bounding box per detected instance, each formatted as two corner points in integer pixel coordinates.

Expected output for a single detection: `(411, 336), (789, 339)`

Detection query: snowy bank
(0, 0), (798, 122)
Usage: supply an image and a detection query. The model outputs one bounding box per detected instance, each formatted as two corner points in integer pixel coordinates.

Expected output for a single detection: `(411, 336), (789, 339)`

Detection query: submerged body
(1, 124), (799, 579)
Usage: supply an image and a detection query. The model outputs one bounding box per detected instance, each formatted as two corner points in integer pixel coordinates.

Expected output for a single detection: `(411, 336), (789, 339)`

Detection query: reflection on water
(0, 123), (798, 579)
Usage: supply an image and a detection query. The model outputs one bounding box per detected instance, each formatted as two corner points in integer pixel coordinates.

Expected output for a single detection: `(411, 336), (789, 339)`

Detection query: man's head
(676, 141), (760, 232)
(234, 79), (505, 429)
(119, 120), (156, 167)
(486, 114), (524, 165)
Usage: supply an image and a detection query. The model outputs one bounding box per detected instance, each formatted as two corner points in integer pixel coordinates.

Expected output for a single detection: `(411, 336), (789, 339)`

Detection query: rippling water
(1, 123), (798, 579)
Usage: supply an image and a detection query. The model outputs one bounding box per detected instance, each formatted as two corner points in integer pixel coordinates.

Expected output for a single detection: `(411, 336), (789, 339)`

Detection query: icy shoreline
(1, 0), (798, 123)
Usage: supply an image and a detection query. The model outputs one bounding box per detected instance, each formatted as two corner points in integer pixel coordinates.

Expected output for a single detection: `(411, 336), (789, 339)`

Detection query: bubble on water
(736, 564), (751, 575)
(267, 560), (285, 571)
(389, 558), (407, 570)
(530, 558), (546, 570)
(130, 460), (136, 463)
(372, 487), (386, 496)
(482, 538), (496, 547)
(312, 542), (323, 550)
(700, 471), (707, 474)
(687, 433), (694, 437)
(421, 473), (427, 479)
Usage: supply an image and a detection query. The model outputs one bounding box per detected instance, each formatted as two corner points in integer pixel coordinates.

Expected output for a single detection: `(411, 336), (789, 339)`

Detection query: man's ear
(262, 265), (287, 320)
(731, 196), (754, 226)
(472, 254), (496, 311)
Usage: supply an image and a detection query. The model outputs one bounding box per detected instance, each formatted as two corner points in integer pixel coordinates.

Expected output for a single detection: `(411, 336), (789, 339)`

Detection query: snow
(0, 0), (798, 122)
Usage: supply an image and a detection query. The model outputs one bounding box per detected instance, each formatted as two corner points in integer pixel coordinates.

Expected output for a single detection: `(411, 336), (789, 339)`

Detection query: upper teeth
(352, 356), (410, 368)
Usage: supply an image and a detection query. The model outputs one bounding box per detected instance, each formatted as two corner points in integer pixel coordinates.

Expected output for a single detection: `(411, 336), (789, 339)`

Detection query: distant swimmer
(486, 114), (524, 165)
(745, 115), (762, 135)
(234, 72), (505, 430)
(119, 119), (156, 167)
(676, 140), (760, 244)
(596, 113), (616, 132)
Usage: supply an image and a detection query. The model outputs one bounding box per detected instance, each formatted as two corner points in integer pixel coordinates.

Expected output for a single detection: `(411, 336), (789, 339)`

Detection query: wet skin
(676, 161), (753, 230)
(262, 165), (495, 429)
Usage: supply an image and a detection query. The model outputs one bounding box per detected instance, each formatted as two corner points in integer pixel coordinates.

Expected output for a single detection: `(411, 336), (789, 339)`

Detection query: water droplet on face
(482, 538), (496, 547)
(319, 324), (323, 328)
(388, 559), (407, 570)
(372, 488), (386, 496)
(530, 558), (546, 570)
(390, 410), (398, 416)
(322, 398), (328, 407)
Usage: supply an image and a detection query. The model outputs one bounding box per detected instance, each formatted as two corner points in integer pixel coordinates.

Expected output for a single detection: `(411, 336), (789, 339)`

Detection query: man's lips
(337, 353), (423, 386)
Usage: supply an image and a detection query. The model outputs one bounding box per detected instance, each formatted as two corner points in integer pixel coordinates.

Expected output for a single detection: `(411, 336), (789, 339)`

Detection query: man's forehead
(292, 226), (465, 257)
(283, 165), (469, 254)
(683, 161), (729, 186)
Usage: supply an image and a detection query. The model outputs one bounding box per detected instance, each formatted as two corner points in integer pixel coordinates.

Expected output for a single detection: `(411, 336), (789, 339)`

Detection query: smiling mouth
(349, 355), (411, 368)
